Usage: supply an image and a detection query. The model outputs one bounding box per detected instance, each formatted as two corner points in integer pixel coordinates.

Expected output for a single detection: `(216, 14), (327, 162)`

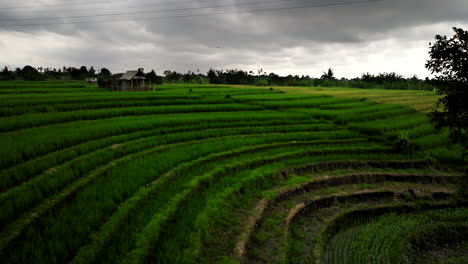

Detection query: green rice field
(0, 81), (466, 264)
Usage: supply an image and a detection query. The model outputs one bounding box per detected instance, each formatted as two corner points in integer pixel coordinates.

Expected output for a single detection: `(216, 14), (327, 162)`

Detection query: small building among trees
(113, 68), (152, 91)
(85, 77), (98, 84)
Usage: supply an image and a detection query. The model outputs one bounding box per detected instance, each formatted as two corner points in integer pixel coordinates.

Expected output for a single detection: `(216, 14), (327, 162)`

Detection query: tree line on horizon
(206, 68), (434, 90)
(0, 64), (435, 91)
(0, 65), (103, 81)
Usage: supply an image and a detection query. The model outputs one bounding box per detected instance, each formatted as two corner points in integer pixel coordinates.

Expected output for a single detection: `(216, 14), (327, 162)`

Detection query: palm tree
(321, 68), (335, 80)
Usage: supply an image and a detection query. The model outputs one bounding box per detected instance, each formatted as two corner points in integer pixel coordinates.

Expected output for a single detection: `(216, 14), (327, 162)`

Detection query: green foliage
(0, 66), (15, 81)
(145, 70), (163, 84)
(321, 68), (336, 81)
(19, 66), (45, 81)
(2, 64), (437, 90)
(100, 68), (111, 76)
(427, 27), (468, 159)
(205, 68), (435, 90)
(394, 132), (411, 153)
(97, 76), (113, 89)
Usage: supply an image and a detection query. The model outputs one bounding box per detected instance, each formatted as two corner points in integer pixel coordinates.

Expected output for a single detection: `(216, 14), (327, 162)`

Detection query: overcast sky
(0, 0), (467, 78)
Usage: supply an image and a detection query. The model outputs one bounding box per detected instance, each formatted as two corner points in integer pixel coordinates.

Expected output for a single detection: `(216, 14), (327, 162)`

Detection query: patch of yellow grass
(232, 85), (440, 113)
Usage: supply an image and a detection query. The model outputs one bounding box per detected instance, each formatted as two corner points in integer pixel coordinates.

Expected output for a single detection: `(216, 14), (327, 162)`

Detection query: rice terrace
(0, 0), (467, 263)
(0, 77), (466, 263)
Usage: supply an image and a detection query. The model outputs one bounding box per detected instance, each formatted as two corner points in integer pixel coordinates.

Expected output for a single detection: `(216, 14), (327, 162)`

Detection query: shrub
(394, 132), (410, 153)
(23, 73), (46, 81)
(97, 77), (113, 89)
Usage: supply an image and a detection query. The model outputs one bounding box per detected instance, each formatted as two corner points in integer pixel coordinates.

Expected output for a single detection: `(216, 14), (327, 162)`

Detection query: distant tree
(163, 70), (181, 82)
(183, 73), (191, 82)
(0, 66), (15, 81)
(268, 72), (281, 85)
(68, 66), (92, 80)
(89, 66), (96, 76)
(426, 27), (468, 159)
(207, 68), (219, 84)
(321, 68), (336, 80)
(410, 75), (419, 82)
(78, 66), (89, 78)
(96, 67), (114, 88)
(145, 70), (156, 79)
(21, 65), (44, 81)
(361, 72), (375, 82)
(100, 68), (111, 76)
(376, 72), (403, 84)
(145, 70), (163, 84)
(43, 67), (61, 79)
(70, 68), (81, 79)
(22, 65), (39, 74)
(79, 66), (88, 73)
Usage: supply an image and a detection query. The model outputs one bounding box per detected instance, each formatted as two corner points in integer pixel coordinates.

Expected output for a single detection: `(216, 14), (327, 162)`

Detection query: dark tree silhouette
(321, 68), (335, 80)
(21, 65), (44, 81)
(145, 70), (163, 84)
(22, 65), (39, 74)
(100, 68), (111, 76)
(0, 66), (14, 80)
(207, 68), (220, 84)
(163, 70), (181, 81)
(89, 66), (96, 75)
(426, 27), (468, 159)
(79, 66), (88, 75)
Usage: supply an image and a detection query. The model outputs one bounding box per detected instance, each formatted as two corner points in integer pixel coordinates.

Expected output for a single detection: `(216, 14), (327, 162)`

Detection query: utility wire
(0, 0), (239, 11)
(0, 0), (384, 27)
(0, 0), (130, 10)
(0, 0), (281, 17)
(0, 0), (298, 22)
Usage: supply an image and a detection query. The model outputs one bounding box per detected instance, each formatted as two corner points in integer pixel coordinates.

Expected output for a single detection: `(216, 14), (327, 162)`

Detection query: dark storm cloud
(0, 0), (467, 77)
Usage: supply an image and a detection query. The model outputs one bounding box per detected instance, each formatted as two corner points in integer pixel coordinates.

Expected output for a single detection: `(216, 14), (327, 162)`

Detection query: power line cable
(0, 0), (299, 22)
(0, 0), (242, 11)
(0, 0), (384, 27)
(0, 0), (130, 10)
(0, 0), (279, 16)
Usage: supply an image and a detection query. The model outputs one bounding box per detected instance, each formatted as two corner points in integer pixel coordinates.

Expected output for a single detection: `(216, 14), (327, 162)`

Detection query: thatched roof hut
(115, 69), (150, 91)
(120, 70), (146, 81)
